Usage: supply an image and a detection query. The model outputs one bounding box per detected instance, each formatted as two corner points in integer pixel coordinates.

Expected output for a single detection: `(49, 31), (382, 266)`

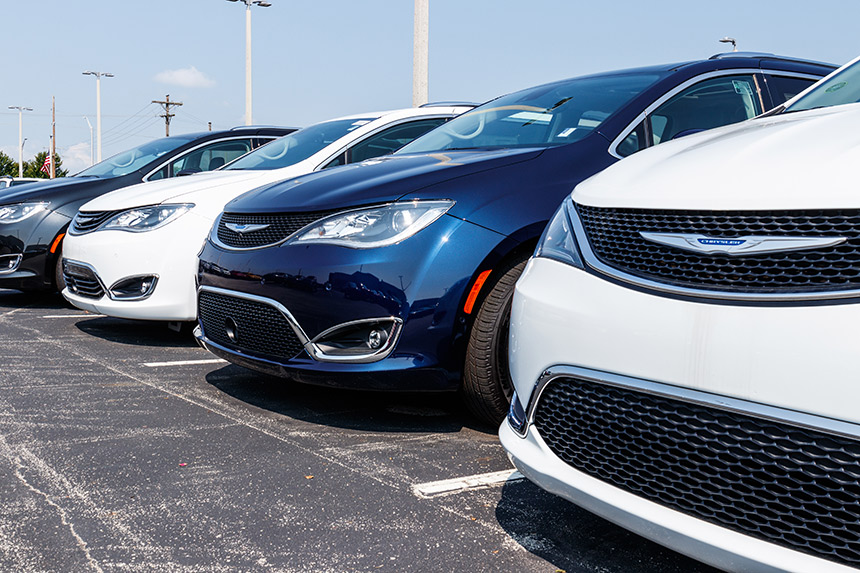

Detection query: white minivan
(501, 56), (860, 573)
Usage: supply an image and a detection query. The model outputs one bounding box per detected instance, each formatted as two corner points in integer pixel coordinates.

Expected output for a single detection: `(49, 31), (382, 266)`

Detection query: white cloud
(62, 142), (94, 175)
(154, 66), (215, 88)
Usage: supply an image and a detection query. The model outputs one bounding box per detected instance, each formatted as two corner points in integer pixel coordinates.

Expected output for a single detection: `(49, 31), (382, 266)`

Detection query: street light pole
(8, 106), (33, 177)
(226, 0), (271, 125)
(82, 71), (114, 162)
(413, 0), (429, 107)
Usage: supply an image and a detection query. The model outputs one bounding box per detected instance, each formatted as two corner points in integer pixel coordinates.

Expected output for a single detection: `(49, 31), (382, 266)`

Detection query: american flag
(40, 155), (51, 174)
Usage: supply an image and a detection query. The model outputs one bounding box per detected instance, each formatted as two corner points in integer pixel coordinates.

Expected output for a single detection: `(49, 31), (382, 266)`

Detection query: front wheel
(462, 257), (528, 425)
(54, 249), (66, 293)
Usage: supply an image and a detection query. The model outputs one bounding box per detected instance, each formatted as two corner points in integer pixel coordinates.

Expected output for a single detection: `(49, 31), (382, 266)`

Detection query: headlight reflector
(0, 202), (48, 224)
(288, 200), (454, 249)
(101, 204), (193, 232)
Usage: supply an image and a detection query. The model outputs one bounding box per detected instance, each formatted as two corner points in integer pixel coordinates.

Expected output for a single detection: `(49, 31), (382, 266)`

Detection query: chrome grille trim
(571, 204), (860, 302)
(62, 259), (106, 299)
(70, 210), (124, 235)
(212, 209), (340, 251)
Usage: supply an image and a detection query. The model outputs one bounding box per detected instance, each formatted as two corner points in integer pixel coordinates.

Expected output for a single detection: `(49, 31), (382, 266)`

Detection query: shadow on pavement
(0, 289), (70, 311)
(75, 317), (198, 348)
(495, 479), (722, 573)
(205, 363), (498, 435)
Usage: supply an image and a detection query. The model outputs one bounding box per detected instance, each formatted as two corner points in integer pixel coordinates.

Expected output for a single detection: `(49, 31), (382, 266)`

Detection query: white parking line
(141, 359), (228, 368)
(42, 314), (107, 319)
(412, 469), (525, 498)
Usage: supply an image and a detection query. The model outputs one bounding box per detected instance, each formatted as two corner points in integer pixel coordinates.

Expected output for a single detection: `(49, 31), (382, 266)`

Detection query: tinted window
(349, 118), (449, 163)
(75, 135), (196, 178)
(765, 75), (818, 106)
(618, 75), (763, 157)
(225, 118), (377, 171)
(398, 73), (662, 154)
(149, 139), (254, 180)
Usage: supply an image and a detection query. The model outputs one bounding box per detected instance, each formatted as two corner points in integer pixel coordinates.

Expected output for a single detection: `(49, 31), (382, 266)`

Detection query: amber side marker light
(463, 269), (492, 314)
(50, 233), (65, 254)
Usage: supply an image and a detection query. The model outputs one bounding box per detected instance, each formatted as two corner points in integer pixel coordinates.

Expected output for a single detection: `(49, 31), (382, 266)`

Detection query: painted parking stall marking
(142, 359), (229, 368)
(412, 469), (525, 498)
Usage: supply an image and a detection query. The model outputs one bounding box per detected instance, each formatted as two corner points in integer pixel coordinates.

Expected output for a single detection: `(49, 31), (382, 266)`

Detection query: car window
(149, 139), (255, 180)
(75, 135), (196, 178)
(786, 59), (860, 112)
(617, 74), (763, 157)
(322, 118), (450, 169)
(224, 118), (377, 171)
(764, 75), (818, 106)
(399, 73), (662, 153)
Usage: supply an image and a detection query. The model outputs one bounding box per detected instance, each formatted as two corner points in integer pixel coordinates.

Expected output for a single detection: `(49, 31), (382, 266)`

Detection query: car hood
(574, 103), (860, 211)
(226, 148), (545, 213)
(81, 170), (271, 212)
(0, 176), (98, 206)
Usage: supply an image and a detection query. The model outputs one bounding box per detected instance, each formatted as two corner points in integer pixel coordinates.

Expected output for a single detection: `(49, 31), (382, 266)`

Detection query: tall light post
(82, 71), (114, 162)
(8, 106), (33, 177)
(226, 0), (271, 125)
(413, 0), (429, 107)
(83, 116), (94, 166)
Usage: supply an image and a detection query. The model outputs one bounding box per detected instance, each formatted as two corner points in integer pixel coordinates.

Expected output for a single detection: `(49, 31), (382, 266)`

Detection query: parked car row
(0, 50), (855, 573)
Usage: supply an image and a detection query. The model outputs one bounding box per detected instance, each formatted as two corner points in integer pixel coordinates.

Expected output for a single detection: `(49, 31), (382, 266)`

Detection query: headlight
(287, 200), (454, 249)
(101, 204), (194, 232)
(535, 196), (584, 269)
(0, 202), (48, 224)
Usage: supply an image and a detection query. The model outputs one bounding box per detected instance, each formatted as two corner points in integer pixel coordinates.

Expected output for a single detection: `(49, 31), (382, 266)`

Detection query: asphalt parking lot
(0, 289), (721, 573)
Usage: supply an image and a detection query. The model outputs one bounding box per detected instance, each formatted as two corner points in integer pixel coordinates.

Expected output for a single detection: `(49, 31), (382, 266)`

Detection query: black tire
(462, 257), (528, 425)
(53, 249), (66, 293)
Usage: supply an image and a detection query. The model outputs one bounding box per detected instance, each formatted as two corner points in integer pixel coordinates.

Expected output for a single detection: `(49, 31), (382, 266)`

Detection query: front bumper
(500, 419), (854, 573)
(195, 213), (506, 390)
(504, 256), (860, 572)
(0, 209), (70, 290)
(61, 212), (213, 321)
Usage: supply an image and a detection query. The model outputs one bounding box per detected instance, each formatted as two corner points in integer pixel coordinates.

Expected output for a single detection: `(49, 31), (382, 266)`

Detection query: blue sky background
(2, 0), (858, 173)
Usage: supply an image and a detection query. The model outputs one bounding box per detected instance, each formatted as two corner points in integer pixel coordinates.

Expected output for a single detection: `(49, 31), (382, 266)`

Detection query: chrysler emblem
(225, 223), (270, 234)
(640, 232), (847, 256)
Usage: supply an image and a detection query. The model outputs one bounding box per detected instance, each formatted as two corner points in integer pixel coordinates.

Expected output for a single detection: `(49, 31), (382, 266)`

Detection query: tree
(23, 151), (68, 179)
(0, 151), (18, 177)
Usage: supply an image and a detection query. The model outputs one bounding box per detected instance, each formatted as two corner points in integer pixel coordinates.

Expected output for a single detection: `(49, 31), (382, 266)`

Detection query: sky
(2, 1), (858, 174)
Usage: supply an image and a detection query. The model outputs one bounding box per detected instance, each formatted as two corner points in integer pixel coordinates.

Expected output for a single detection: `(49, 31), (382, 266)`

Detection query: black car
(0, 126), (294, 292)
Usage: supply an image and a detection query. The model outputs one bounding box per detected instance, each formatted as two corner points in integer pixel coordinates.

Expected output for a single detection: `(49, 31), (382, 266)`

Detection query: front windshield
(224, 117), (377, 171)
(397, 73), (661, 154)
(787, 58), (860, 113)
(75, 135), (196, 178)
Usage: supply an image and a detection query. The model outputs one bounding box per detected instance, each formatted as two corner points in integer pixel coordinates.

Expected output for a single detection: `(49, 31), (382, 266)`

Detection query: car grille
(215, 209), (340, 249)
(576, 205), (860, 294)
(71, 210), (123, 235)
(198, 290), (305, 360)
(534, 377), (860, 568)
(62, 261), (104, 299)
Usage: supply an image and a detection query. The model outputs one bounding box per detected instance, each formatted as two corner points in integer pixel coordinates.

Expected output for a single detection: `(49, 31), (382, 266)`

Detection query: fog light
(109, 275), (158, 300)
(368, 329), (386, 349)
(0, 254), (22, 274)
(310, 318), (402, 363)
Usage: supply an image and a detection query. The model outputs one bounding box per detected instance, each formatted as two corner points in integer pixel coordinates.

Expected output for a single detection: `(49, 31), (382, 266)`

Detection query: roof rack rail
(419, 101), (479, 108)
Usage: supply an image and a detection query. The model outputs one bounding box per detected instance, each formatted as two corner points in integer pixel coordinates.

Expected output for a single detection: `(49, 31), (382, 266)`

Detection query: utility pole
(51, 96), (56, 178)
(152, 94), (183, 137)
(8, 106), (33, 177)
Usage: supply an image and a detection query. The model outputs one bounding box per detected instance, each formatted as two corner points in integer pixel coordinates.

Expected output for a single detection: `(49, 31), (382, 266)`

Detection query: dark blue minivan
(195, 54), (834, 423)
